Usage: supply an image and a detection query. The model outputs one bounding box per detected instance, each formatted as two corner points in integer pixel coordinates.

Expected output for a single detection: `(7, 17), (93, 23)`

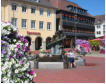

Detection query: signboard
(27, 31), (41, 35)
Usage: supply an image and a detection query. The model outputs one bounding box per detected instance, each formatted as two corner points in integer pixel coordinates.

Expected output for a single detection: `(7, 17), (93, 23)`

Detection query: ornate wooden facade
(49, 0), (95, 48)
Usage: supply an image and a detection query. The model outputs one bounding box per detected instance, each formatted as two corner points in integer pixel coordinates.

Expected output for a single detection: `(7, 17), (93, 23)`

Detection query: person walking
(66, 50), (76, 68)
(80, 47), (87, 65)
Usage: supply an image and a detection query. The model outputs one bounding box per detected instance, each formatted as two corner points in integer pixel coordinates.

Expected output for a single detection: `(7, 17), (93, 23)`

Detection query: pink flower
(30, 70), (35, 75)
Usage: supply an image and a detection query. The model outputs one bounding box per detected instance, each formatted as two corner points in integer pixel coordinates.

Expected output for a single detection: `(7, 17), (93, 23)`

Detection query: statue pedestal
(38, 62), (64, 69)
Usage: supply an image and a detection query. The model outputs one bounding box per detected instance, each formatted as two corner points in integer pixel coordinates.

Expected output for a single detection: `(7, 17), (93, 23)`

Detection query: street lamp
(74, 6), (77, 48)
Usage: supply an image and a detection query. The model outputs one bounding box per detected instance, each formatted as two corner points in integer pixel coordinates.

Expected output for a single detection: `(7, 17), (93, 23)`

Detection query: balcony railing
(62, 20), (95, 29)
(63, 29), (94, 34)
(62, 31), (95, 37)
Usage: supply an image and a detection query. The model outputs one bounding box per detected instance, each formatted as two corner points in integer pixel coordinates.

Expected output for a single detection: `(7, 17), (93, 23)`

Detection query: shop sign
(27, 31), (41, 35)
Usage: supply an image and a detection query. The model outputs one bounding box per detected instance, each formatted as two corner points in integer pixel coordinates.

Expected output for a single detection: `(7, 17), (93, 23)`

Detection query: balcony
(62, 31), (95, 37)
(62, 20), (95, 29)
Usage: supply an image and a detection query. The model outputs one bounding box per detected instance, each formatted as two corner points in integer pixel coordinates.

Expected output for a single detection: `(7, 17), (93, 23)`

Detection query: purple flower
(15, 32), (18, 34)
(24, 39), (28, 43)
(19, 54), (23, 57)
(101, 39), (105, 47)
(1, 40), (6, 44)
(16, 54), (23, 58)
(2, 36), (8, 39)
(8, 55), (14, 59)
(27, 47), (30, 53)
(30, 70), (35, 75)
(76, 39), (90, 54)
(19, 36), (24, 41)
(23, 46), (26, 52)
(2, 49), (6, 54)
(17, 44), (21, 49)
(1, 41), (7, 48)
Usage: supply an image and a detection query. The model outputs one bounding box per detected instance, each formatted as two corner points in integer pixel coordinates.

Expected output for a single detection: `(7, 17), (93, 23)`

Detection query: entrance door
(35, 37), (42, 50)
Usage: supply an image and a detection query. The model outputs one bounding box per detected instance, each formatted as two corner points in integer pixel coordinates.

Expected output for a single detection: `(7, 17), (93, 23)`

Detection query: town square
(1, 0), (105, 83)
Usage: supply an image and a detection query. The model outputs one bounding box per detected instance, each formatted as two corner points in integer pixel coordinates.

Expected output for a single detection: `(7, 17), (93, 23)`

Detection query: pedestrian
(80, 47), (87, 65)
(93, 45), (95, 51)
(66, 49), (76, 68)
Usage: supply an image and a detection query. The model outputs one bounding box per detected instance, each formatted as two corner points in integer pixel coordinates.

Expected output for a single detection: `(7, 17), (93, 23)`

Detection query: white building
(94, 15), (105, 38)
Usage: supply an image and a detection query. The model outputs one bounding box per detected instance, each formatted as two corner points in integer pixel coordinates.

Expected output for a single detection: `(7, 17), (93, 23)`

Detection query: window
(103, 27), (105, 31)
(11, 18), (17, 27)
(47, 10), (51, 16)
(69, 6), (73, 11)
(97, 25), (100, 28)
(31, 7), (36, 13)
(97, 31), (98, 34)
(77, 8), (80, 13)
(40, 8), (44, 15)
(31, 20), (35, 29)
(22, 19), (27, 28)
(39, 21), (43, 29)
(103, 25), (105, 28)
(99, 31), (101, 34)
(103, 31), (105, 34)
(103, 27), (105, 34)
(22, 5), (27, 12)
(47, 22), (51, 30)
(12, 3), (17, 10)
(97, 31), (101, 35)
(82, 10), (86, 15)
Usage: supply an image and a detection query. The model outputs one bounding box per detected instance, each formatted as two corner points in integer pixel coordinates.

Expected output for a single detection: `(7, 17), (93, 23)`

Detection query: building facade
(49, 0), (95, 48)
(94, 15), (105, 38)
(1, 0), (56, 50)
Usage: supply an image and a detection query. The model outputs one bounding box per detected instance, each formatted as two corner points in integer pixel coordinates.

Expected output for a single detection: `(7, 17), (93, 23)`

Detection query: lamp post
(74, 6), (77, 48)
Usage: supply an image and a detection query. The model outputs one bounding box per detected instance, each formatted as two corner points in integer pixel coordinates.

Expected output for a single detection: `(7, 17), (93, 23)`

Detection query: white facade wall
(95, 21), (105, 38)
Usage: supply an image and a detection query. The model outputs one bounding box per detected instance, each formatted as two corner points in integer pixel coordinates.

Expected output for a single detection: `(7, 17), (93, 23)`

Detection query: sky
(69, 0), (105, 16)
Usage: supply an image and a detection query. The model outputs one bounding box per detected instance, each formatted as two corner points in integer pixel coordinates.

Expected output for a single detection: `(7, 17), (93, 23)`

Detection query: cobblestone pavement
(87, 52), (105, 57)
(75, 51), (105, 57)
(33, 56), (105, 83)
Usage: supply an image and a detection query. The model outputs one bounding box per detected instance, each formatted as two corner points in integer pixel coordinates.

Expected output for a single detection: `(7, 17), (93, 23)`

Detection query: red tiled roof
(49, 0), (92, 17)
(94, 15), (105, 24)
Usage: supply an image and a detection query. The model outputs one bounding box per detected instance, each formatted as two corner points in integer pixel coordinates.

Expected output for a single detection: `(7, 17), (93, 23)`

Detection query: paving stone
(33, 56), (105, 83)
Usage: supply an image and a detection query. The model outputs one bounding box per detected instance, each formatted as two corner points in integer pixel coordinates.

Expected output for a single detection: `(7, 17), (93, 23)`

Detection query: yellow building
(1, 0), (56, 50)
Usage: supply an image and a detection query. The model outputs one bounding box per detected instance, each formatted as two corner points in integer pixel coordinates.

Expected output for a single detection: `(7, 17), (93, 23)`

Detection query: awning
(90, 38), (102, 41)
